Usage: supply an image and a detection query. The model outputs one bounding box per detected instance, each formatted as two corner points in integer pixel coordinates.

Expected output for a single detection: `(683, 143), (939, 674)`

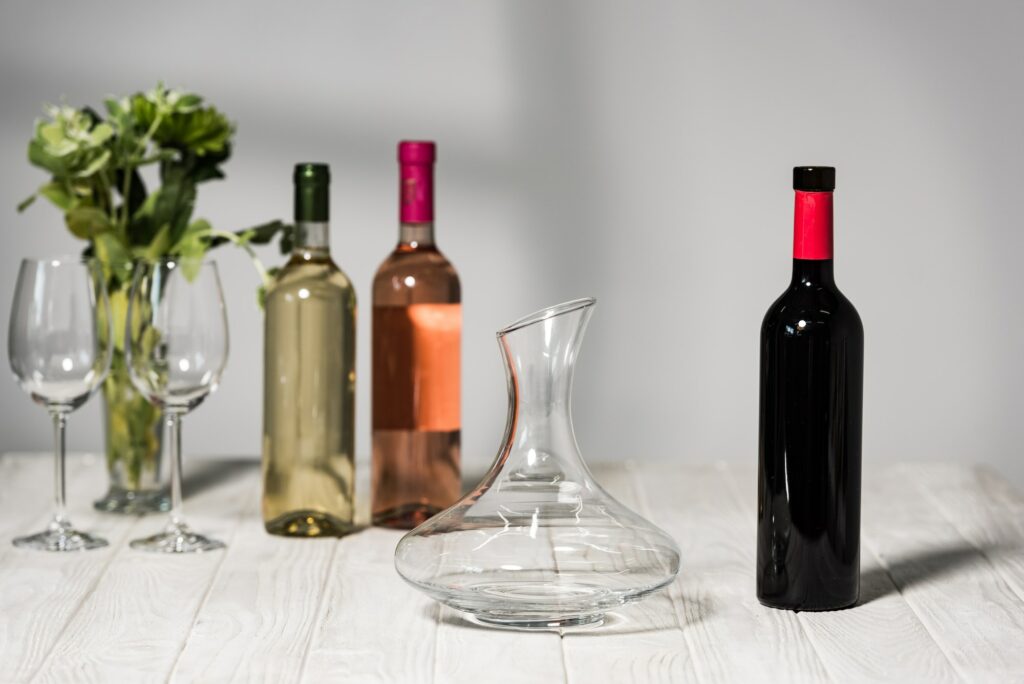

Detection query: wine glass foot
(130, 523), (224, 554)
(13, 521), (108, 552)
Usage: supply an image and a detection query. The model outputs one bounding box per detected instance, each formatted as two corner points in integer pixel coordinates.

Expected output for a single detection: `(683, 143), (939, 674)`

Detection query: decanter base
(469, 613), (605, 631)
(415, 573), (674, 631)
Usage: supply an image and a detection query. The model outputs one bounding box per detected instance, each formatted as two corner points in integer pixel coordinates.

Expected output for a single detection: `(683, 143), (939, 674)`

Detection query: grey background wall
(1, 1), (1022, 486)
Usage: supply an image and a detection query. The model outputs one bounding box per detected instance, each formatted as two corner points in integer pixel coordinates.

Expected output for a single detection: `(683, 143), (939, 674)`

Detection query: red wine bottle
(757, 166), (863, 611)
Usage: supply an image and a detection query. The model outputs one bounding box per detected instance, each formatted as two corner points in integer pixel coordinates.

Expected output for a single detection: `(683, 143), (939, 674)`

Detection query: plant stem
(120, 110), (165, 230)
(209, 229), (272, 287)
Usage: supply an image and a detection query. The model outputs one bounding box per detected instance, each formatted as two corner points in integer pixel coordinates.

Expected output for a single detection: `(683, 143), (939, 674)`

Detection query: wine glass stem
(168, 411), (185, 527)
(51, 410), (68, 525)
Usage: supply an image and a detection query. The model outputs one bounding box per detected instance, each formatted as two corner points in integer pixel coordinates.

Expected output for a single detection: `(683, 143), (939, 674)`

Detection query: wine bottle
(757, 166), (864, 610)
(372, 141), (461, 529)
(262, 163), (357, 537)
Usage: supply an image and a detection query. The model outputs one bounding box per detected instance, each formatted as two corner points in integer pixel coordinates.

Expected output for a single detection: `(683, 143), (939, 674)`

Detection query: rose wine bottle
(757, 166), (864, 610)
(372, 141), (461, 529)
(262, 163), (357, 537)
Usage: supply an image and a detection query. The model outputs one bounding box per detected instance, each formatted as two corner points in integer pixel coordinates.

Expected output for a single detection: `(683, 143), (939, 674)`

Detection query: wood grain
(0, 453), (142, 682)
(301, 527), (439, 683)
(30, 459), (258, 683)
(725, 462), (961, 683)
(560, 463), (696, 684)
(432, 529), (566, 684)
(861, 462), (1024, 681)
(911, 462), (1024, 605)
(638, 462), (832, 683)
(170, 485), (340, 683)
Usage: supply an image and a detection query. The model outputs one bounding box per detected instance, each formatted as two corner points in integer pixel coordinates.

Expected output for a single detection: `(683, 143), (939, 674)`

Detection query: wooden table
(1, 453), (1023, 683)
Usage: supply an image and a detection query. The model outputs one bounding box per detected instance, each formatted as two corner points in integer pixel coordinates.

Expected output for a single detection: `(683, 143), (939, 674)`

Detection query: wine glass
(125, 258), (228, 553)
(8, 257), (112, 551)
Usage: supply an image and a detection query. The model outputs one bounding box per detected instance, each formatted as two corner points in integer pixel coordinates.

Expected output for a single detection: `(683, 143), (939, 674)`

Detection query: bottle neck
(399, 222), (435, 248)
(791, 258), (835, 287)
(793, 191), (833, 260)
(293, 221), (330, 257)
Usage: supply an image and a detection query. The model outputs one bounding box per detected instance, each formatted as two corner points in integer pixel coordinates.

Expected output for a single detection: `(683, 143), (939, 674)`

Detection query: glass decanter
(394, 298), (680, 629)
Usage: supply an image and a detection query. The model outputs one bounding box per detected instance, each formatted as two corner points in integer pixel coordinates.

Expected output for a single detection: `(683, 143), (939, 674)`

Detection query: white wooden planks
(0, 453), (140, 682)
(561, 463), (696, 684)
(170, 491), (340, 683)
(724, 463), (961, 683)
(2, 453), (1024, 683)
(301, 527), (439, 683)
(30, 459), (258, 683)
(861, 462), (1024, 681)
(638, 463), (832, 683)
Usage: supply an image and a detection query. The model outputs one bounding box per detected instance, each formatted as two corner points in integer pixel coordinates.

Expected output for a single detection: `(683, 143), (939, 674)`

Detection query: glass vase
(394, 298), (680, 630)
(93, 272), (170, 514)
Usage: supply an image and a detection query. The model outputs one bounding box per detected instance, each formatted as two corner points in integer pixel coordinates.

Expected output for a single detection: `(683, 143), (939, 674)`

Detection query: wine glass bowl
(8, 257), (112, 551)
(126, 260), (227, 413)
(125, 258), (228, 553)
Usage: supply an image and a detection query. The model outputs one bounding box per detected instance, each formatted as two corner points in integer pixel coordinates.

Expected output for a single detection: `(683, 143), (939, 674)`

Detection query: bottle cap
(399, 141), (436, 164)
(793, 166), (835, 192)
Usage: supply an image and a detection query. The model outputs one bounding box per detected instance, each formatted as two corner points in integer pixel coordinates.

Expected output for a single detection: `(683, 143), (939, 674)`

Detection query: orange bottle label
(373, 303), (461, 432)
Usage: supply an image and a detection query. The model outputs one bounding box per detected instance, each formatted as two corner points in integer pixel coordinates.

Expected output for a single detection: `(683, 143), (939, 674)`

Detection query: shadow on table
(859, 541), (997, 606)
(183, 459), (258, 498)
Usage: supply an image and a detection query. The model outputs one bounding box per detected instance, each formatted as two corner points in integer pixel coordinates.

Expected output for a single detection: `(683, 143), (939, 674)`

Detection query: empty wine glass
(125, 258), (228, 553)
(8, 257), (112, 551)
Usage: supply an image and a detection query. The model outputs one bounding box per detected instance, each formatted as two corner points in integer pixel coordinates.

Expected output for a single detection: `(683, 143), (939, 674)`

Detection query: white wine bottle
(262, 163), (356, 536)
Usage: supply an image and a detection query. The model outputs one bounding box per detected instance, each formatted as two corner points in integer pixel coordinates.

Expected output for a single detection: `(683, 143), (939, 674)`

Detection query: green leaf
(89, 122), (114, 146)
(171, 218), (212, 261)
(129, 175), (194, 250)
(115, 167), (148, 224)
(175, 94), (203, 111)
(104, 97), (125, 120)
(17, 194), (36, 212)
(154, 176), (196, 246)
(93, 233), (133, 285)
(65, 206), (112, 239)
(279, 224), (295, 254)
(39, 182), (76, 210)
(133, 92), (234, 157)
(139, 223), (174, 260)
(76, 148), (110, 178)
(206, 219), (287, 249)
(257, 267), (281, 309)
(28, 139), (68, 175)
(38, 121), (76, 154)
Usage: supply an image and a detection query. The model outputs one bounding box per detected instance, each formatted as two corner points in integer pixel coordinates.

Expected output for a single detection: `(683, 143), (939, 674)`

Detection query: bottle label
(793, 191), (834, 260)
(373, 303), (460, 431)
(400, 164), (434, 223)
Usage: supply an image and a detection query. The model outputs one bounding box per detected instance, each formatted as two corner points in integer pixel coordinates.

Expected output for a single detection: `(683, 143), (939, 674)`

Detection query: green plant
(18, 83), (287, 287)
(17, 83), (289, 496)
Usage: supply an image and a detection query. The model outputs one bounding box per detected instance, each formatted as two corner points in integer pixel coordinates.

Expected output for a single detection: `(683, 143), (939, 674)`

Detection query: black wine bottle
(757, 166), (864, 611)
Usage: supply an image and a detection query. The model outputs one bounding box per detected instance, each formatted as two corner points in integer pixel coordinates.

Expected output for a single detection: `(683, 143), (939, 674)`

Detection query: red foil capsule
(793, 190), (833, 260)
(398, 141), (435, 223)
